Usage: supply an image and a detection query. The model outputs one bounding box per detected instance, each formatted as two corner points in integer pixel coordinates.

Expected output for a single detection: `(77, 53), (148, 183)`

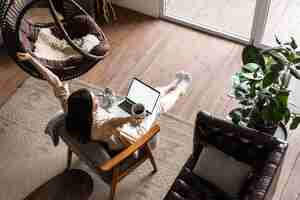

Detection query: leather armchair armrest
(243, 145), (287, 200)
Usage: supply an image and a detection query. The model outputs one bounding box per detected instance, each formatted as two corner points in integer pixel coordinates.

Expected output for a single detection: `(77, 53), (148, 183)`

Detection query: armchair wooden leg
(145, 144), (157, 173)
(110, 166), (119, 200)
(66, 147), (72, 170)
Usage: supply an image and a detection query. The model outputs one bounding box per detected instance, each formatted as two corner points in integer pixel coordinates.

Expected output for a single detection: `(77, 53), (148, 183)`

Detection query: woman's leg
(156, 72), (192, 113)
(149, 72), (191, 150)
(155, 80), (180, 97)
(158, 89), (183, 113)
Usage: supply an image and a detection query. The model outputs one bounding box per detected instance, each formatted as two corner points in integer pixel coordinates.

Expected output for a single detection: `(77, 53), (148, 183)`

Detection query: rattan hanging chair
(2, 0), (110, 81)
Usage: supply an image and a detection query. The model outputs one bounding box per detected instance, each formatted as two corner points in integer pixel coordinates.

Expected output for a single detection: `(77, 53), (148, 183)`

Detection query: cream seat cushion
(193, 145), (253, 197)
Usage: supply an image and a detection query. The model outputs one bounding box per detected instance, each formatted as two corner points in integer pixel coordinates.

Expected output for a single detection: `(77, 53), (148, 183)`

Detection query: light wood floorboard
(81, 7), (242, 122)
(0, 50), (28, 107)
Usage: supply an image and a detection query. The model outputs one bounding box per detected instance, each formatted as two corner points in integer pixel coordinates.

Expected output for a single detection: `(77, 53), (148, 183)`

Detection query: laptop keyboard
(119, 100), (133, 114)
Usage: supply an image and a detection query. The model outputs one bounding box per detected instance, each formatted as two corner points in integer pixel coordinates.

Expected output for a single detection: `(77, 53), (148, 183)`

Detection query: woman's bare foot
(16, 52), (32, 61)
(162, 71), (192, 95)
(176, 71), (192, 95)
(158, 72), (185, 94)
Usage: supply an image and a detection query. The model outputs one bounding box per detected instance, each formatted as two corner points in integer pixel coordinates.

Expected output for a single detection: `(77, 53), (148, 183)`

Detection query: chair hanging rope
(0, 0), (12, 27)
(1, 0), (110, 81)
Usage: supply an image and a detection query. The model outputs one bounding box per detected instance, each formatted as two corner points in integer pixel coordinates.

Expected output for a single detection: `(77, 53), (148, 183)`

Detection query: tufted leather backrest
(193, 111), (286, 169)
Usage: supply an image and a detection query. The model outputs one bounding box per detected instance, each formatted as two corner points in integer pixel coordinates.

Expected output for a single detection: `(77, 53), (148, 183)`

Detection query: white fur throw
(33, 28), (100, 61)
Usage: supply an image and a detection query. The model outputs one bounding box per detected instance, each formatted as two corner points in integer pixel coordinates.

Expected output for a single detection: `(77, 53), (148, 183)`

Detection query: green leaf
(263, 72), (279, 87)
(241, 108), (252, 117)
(286, 51), (296, 63)
(234, 88), (247, 99)
(276, 90), (290, 108)
(270, 63), (284, 72)
(240, 100), (253, 106)
(269, 98), (285, 122)
(229, 109), (243, 125)
(290, 67), (300, 79)
(242, 63), (260, 73)
(240, 68), (264, 81)
(267, 51), (289, 66)
(240, 73), (256, 80)
(291, 37), (298, 49)
(295, 63), (300, 70)
(275, 36), (282, 45)
(233, 81), (251, 99)
(264, 55), (276, 67)
(293, 52), (300, 64)
(238, 82), (250, 92)
(281, 72), (292, 88)
(242, 46), (265, 66)
(283, 108), (291, 124)
(290, 116), (300, 129)
(232, 73), (241, 87)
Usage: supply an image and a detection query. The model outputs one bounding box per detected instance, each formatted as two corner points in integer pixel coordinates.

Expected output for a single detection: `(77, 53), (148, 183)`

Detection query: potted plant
(229, 37), (300, 135)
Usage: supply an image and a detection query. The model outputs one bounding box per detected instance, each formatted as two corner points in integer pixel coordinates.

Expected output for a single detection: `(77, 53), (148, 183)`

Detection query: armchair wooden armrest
(99, 124), (160, 171)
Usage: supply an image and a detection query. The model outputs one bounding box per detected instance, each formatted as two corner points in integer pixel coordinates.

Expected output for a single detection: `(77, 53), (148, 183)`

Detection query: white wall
(113, 0), (161, 17)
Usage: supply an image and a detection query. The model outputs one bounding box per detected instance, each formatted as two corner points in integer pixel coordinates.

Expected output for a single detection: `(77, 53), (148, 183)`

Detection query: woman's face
(90, 92), (99, 112)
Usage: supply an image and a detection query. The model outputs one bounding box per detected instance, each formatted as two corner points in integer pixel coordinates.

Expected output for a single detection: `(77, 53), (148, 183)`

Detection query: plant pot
(274, 122), (288, 141)
(251, 122), (288, 140)
(251, 123), (278, 135)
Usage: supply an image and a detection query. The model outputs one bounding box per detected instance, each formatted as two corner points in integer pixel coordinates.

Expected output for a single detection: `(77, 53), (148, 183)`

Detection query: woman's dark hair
(66, 88), (93, 143)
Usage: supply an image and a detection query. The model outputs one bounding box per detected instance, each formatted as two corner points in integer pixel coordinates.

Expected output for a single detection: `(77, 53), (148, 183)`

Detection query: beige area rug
(2, 78), (300, 200)
(0, 78), (193, 200)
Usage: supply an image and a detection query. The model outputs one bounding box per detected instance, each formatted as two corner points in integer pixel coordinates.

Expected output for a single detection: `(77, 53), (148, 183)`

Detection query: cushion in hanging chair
(19, 14), (110, 79)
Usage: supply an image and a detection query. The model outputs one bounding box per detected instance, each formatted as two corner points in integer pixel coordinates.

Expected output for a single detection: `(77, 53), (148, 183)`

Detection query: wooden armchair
(46, 113), (160, 200)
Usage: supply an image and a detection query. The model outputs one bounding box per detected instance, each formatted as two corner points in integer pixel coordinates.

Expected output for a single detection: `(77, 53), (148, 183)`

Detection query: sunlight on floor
(165, 0), (256, 40)
(165, 0), (300, 46)
(263, 0), (300, 45)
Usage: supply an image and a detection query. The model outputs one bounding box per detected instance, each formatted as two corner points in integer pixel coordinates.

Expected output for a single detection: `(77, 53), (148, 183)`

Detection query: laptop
(112, 78), (160, 116)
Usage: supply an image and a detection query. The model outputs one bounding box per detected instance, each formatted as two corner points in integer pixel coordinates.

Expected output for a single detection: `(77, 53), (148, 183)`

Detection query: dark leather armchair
(163, 111), (288, 200)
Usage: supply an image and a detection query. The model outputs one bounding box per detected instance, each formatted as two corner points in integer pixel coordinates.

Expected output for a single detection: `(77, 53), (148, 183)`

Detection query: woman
(17, 52), (192, 150)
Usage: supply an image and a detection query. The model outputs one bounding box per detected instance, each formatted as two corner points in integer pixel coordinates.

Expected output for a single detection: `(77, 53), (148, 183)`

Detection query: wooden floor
(0, 7), (299, 200)
(80, 7), (242, 123)
(0, 49), (28, 107)
(0, 7), (242, 121)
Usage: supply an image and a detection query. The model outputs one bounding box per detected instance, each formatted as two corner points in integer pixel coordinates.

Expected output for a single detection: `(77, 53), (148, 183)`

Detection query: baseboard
(112, 0), (160, 18)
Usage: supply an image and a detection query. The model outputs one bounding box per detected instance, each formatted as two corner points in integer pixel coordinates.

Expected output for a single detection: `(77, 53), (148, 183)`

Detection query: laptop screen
(127, 78), (160, 113)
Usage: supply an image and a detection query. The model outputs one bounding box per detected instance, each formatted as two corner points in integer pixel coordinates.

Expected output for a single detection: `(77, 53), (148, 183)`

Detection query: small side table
(23, 169), (93, 200)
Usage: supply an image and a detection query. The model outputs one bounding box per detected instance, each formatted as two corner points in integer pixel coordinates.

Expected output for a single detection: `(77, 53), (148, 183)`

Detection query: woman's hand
(128, 116), (144, 126)
(16, 52), (32, 61)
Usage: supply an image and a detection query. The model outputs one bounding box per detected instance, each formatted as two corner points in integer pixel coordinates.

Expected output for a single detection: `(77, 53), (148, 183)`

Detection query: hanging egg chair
(1, 0), (110, 80)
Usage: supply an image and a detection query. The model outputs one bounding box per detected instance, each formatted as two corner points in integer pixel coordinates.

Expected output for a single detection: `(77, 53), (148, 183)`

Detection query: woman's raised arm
(16, 52), (63, 88)
(17, 52), (69, 111)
